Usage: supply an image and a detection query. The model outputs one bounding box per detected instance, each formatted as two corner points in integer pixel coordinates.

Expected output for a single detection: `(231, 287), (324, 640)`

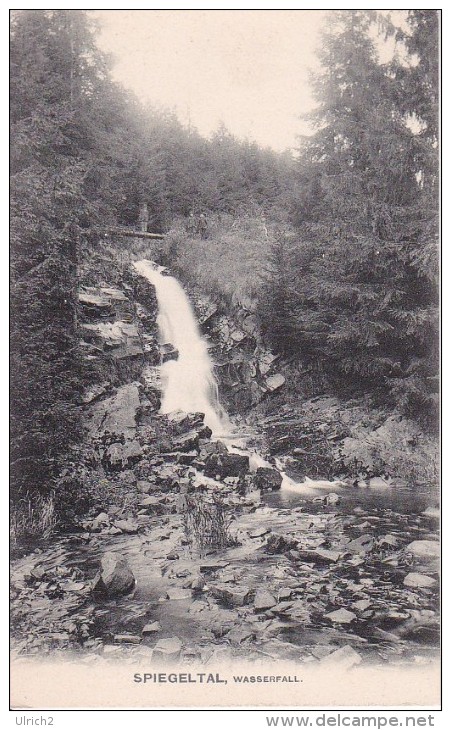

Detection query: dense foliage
(10, 9), (439, 514)
(259, 10), (439, 424)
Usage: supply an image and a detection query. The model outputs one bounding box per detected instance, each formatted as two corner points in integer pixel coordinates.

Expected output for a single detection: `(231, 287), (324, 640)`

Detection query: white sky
(91, 10), (325, 152)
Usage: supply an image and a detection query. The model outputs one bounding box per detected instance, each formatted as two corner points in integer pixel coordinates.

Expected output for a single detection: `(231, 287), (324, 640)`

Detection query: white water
(134, 259), (347, 495)
(134, 260), (227, 435)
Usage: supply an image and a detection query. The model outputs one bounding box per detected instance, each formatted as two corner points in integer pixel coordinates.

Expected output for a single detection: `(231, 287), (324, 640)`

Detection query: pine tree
(282, 10), (439, 421)
(10, 10), (113, 499)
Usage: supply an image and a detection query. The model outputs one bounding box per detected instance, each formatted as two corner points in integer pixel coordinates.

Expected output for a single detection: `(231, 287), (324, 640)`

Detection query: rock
(325, 608), (356, 624)
(89, 383), (141, 440)
(81, 382), (110, 405)
(177, 451), (198, 465)
(253, 467), (283, 491)
(92, 512), (110, 528)
(94, 552), (135, 596)
(257, 351), (278, 376)
(108, 526), (122, 536)
(423, 507), (440, 519)
(139, 496), (161, 508)
(323, 492), (340, 506)
(105, 440), (143, 469)
(313, 548), (342, 563)
(114, 519), (139, 534)
(191, 575), (205, 591)
(203, 452), (250, 480)
(249, 527), (271, 539)
(295, 548), (341, 565)
(278, 587), (293, 601)
(167, 410), (204, 430)
(142, 621), (161, 635)
(227, 626), (255, 645)
(200, 440), (229, 457)
(254, 589), (277, 611)
(166, 550), (179, 560)
(377, 534), (399, 548)
(78, 288), (112, 313)
(264, 374), (285, 392)
(137, 480), (153, 493)
(114, 634), (141, 644)
(161, 343), (179, 363)
(345, 534), (374, 554)
(82, 321), (143, 359)
(404, 540), (440, 559)
(210, 585), (254, 607)
(353, 599), (372, 612)
(321, 645), (362, 669)
(200, 560), (230, 574)
(153, 637), (182, 661)
(166, 588), (192, 600)
(403, 573), (437, 588)
(171, 431), (200, 453)
(265, 534), (298, 554)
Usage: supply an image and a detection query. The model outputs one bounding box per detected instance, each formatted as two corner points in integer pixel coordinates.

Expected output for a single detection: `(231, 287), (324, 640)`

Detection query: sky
(91, 10), (325, 153)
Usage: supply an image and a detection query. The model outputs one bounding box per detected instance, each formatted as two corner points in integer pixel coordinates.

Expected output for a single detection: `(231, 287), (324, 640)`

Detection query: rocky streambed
(11, 408), (440, 670)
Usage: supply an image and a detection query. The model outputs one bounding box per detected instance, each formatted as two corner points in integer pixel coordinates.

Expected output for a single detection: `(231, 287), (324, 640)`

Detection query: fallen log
(105, 227), (165, 240)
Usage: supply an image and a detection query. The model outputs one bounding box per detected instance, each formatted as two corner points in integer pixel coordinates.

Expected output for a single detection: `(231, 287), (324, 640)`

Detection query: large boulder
(93, 552), (135, 596)
(81, 321), (143, 360)
(203, 452), (249, 479)
(89, 383), (141, 440)
(167, 410), (205, 434)
(404, 540), (440, 560)
(253, 467), (282, 491)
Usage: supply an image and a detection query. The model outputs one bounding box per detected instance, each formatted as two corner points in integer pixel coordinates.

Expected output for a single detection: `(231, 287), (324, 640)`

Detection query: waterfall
(134, 260), (228, 435)
(134, 259), (345, 495)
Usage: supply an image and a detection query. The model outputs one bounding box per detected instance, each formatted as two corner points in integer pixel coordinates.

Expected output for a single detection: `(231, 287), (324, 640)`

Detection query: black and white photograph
(10, 7), (441, 710)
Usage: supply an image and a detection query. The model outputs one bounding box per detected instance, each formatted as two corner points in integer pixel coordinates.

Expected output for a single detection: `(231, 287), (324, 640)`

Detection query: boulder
(253, 467), (282, 491)
(210, 585), (254, 607)
(404, 540), (440, 560)
(265, 534), (298, 555)
(114, 519), (139, 534)
(171, 431), (200, 453)
(403, 573), (437, 588)
(114, 634), (141, 645)
(203, 452), (249, 480)
(81, 321), (143, 359)
(321, 645), (362, 669)
(93, 552), (135, 596)
(167, 410), (205, 434)
(104, 440), (143, 469)
(153, 637), (182, 662)
(264, 374), (285, 392)
(254, 589), (277, 611)
(200, 440), (229, 457)
(142, 621), (161, 635)
(161, 343), (179, 363)
(325, 608), (356, 624)
(89, 383), (141, 440)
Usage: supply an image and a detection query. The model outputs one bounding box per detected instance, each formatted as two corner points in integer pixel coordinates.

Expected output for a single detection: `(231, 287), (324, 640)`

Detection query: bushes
(180, 492), (236, 556)
(164, 213), (271, 309)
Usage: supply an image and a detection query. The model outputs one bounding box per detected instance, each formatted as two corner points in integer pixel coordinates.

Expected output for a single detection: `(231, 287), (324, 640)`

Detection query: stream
(10, 260), (440, 670)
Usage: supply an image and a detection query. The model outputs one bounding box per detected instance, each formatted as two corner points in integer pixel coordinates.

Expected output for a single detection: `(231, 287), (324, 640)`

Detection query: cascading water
(134, 259), (345, 495)
(134, 260), (228, 435)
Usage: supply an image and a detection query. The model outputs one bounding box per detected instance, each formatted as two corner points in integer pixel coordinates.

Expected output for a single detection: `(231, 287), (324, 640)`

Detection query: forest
(10, 9), (439, 525)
